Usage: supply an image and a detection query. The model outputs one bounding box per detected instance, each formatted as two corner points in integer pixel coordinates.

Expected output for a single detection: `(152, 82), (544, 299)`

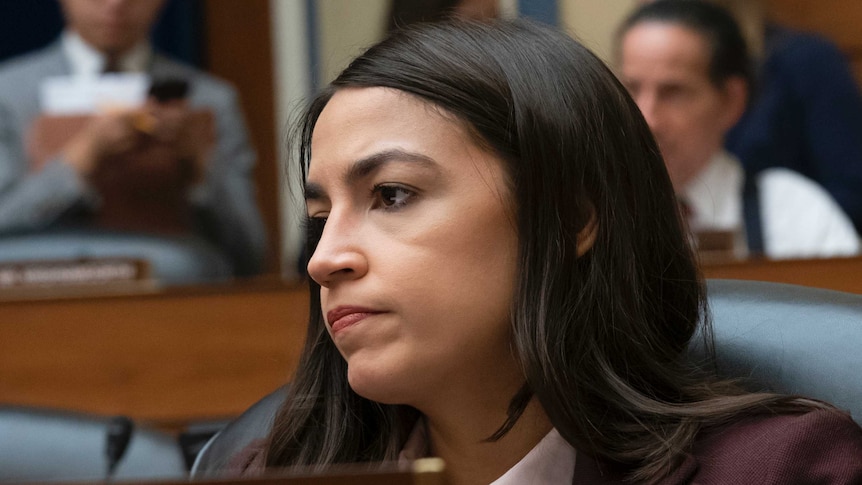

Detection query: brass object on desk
(692, 229), (739, 264)
(0, 258), (156, 301)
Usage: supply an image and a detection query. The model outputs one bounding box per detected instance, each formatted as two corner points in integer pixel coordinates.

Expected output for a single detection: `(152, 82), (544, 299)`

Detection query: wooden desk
(702, 256), (862, 294)
(3, 256), (860, 432)
(0, 280), (309, 430)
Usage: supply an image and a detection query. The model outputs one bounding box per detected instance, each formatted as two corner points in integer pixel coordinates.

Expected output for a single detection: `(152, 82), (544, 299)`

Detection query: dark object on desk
(106, 415), (135, 479)
(149, 78), (190, 102)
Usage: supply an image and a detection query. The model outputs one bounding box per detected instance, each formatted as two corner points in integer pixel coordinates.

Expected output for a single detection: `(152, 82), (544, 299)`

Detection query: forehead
(313, 86), (458, 135)
(621, 21), (712, 83)
(309, 87), (475, 176)
(307, 86), (514, 209)
(61, 0), (165, 15)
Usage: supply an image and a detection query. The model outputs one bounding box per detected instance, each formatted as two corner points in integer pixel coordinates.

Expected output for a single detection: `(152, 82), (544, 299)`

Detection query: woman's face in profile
(305, 87), (523, 408)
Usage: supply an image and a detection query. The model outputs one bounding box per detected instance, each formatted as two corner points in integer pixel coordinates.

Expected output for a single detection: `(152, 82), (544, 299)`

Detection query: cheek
(400, 210), (518, 343)
(665, 104), (712, 149)
(688, 93), (728, 131)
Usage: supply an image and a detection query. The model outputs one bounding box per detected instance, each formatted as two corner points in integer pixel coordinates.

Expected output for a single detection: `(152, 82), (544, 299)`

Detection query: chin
(346, 363), (413, 406)
(89, 33), (134, 54)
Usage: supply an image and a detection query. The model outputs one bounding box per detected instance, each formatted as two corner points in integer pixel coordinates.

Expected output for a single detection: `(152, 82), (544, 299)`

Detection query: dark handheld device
(148, 78), (190, 102)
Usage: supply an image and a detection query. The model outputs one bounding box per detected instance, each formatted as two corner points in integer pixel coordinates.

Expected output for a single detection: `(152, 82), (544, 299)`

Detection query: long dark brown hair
(266, 20), (821, 483)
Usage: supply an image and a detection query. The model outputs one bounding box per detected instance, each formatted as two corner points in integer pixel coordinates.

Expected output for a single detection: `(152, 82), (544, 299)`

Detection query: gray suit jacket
(0, 42), (267, 276)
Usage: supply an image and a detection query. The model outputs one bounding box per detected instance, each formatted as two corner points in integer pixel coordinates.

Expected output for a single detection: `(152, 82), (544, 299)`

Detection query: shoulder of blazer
(0, 41), (70, 88)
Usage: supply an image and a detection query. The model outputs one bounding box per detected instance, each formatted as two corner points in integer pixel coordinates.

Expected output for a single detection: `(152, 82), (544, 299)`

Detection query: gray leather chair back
(0, 407), (187, 482)
(706, 279), (862, 422)
(191, 386), (287, 476)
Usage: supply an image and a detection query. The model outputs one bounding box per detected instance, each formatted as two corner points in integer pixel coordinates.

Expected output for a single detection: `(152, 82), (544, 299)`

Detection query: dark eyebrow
(304, 149), (436, 201)
(304, 182), (326, 202)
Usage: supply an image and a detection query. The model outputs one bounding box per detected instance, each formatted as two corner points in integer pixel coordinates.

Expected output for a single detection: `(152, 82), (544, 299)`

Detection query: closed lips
(327, 307), (382, 333)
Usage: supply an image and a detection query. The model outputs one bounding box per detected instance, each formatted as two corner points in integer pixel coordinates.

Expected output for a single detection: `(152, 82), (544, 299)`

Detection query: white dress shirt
(61, 30), (152, 76)
(682, 151), (860, 259)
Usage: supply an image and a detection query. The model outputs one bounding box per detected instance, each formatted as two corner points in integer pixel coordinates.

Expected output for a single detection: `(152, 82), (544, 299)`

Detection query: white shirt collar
(681, 150), (745, 232)
(399, 423), (576, 484)
(490, 429), (576, 485)
(61, 30), (152, 76)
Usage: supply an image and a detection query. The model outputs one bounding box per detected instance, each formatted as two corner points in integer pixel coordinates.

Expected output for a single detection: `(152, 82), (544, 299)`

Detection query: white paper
(39, 73), (150, 115)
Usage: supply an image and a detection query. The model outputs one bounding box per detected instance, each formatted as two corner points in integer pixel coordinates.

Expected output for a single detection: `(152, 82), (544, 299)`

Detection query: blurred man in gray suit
(0, 0), (267, 281)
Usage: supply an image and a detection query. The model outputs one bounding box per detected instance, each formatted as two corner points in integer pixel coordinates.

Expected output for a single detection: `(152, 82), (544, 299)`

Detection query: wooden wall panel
(0, 283), (309, 429)
(767, 0), (862, 50)
(767, 0), (862, 85)
(203, 0), (281, 272)
(2, 256), (861, 432)
(703, 256), (862, 294)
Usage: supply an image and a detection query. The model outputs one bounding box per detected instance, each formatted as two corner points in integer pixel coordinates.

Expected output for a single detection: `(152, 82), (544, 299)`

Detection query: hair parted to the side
(266, 19), (824, 483)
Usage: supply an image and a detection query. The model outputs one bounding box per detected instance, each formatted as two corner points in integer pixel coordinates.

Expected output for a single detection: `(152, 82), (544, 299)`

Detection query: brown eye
(373, 184), (415, 210)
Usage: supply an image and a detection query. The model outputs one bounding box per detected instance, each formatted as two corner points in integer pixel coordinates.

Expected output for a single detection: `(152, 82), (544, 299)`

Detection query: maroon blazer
(574, 409), (862, 484)
(228, 409), (862, 484)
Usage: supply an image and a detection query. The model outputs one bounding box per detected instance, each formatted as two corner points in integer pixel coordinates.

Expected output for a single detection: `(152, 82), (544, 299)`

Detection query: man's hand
(60, 100), (206, 183)
(61, 107), (148, 176)
(146, 98), (207, 182)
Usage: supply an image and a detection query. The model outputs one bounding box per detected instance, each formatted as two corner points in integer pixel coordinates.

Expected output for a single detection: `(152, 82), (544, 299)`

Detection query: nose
(635, 93), (661, 135)
(306, 216), (368, 288)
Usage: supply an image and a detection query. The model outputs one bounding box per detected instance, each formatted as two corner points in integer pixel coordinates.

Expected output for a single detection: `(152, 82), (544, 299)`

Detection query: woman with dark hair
(237, 20), (862, 484)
